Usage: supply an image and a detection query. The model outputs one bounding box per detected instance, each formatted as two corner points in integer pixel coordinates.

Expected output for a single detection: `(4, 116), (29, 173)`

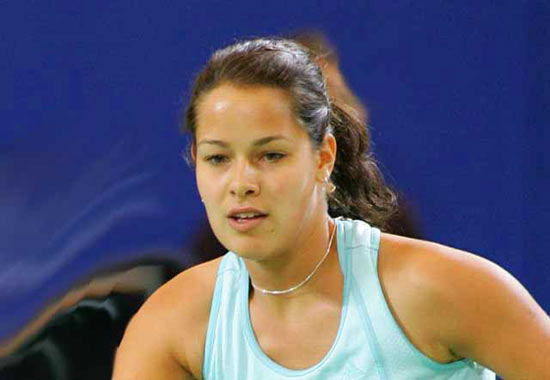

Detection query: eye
(205, 154), (228, 165)
(263, 152), (286, 162)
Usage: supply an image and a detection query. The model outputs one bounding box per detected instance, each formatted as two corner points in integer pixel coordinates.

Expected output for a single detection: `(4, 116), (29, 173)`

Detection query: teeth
(234, 212), (261, 219)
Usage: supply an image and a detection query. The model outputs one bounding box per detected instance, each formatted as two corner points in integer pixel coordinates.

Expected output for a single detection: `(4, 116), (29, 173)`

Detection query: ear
(316, 133), (337, 182)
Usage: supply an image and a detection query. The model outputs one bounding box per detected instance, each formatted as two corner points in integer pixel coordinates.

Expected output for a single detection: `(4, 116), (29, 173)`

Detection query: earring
(324, 177), (336, 194)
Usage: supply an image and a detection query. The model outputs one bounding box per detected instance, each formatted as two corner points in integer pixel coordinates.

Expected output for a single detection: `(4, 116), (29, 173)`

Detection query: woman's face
(194, 84), (334, 261)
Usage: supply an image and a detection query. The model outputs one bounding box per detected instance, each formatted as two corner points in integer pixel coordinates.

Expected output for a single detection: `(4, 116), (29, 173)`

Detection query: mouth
(228, 212), (267, 221)
(227, 210), (268, 232)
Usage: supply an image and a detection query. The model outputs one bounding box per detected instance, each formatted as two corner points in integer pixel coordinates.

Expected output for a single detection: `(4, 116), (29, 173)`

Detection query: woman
(113, 38), (549, 379)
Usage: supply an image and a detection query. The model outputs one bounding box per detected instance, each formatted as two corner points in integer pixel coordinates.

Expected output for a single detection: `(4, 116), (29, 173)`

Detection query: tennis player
(113, 38), (550, 379)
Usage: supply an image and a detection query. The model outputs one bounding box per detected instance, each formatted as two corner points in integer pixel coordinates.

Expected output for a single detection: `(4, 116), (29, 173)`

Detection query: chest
(249, 298), (342, 370)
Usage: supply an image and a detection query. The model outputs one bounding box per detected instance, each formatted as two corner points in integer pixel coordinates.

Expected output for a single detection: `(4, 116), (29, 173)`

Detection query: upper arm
(428, 246), (550, 379)
(112, 259), (220, 380)
(112, 293), (193, 380)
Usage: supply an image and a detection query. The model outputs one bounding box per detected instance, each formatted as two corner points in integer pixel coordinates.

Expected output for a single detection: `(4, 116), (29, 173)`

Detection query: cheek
(196, 171), (224, 232)
(271, 162), (316, 204)
(195, 167), (221, 205)
(195, 169), (208, 199)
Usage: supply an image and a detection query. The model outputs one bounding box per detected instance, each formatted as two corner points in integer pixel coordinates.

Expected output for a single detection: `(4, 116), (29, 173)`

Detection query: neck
(244, 216), (339, 302)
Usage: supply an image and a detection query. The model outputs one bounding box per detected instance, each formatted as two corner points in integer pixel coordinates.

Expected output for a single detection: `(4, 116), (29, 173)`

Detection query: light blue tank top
(202, 218), (496, 379)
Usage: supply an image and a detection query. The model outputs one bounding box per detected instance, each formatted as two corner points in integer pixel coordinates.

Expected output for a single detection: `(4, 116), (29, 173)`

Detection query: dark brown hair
(182, 37), (396, 228)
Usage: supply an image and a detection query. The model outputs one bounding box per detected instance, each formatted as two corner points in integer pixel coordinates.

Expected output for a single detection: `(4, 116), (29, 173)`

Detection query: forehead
(195, 85), (307, 142)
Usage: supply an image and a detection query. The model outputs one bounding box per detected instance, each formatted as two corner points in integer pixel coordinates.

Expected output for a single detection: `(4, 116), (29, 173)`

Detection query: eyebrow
(196, 135), (289, 148)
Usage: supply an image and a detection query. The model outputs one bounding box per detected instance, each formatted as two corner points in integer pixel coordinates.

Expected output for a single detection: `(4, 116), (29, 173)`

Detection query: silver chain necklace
(250, 220), (337, 295)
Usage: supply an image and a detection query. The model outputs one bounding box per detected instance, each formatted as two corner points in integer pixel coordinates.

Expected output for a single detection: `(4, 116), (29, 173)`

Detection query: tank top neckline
(237, 217), (353, 376)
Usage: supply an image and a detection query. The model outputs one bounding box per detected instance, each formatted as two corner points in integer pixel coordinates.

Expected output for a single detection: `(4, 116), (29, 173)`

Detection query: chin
(226, 238), (271, 261)
(228, 242), (264, 259)
(212, 220), (277, 260)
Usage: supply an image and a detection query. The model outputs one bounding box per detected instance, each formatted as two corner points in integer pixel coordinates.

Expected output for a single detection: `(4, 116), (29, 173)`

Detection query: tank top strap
(345, 218), (495, 379)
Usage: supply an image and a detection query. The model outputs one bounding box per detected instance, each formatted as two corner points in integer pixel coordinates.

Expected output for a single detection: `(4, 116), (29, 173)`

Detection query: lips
(227, 207), (268, 232)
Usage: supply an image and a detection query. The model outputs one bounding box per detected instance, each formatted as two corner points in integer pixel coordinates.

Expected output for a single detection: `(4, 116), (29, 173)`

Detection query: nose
(229, 159), (260, 199)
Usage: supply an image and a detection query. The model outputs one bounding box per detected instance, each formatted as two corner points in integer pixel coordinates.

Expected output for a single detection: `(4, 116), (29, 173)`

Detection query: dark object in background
(187, 221), (227, 265)
(384, 194), (422, 238)
(0, 259), (183, 380)
(0, 293), (143, 380)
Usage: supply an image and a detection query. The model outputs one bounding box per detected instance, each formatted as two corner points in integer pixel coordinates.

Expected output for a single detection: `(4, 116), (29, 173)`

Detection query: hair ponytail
(328, 101), (397, 229)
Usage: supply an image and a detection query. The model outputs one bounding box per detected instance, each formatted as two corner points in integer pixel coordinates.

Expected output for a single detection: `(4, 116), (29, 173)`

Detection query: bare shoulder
(376, 233), (461, 362)
(142, 255), (222, 324)
(113, 257), (222, 380)
(379, 233), (550, 378)
(378, 233), (508, 304)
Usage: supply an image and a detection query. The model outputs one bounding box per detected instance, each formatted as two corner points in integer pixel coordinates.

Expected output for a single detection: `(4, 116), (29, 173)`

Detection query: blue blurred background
(1, 1), (548, 341)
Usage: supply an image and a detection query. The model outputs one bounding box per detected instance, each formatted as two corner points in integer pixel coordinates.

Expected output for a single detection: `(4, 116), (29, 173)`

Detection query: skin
(113, 85), (550, 379)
